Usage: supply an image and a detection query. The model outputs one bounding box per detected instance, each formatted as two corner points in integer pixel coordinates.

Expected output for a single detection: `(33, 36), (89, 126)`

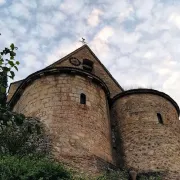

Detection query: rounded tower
(10, 67), (113, 173)
(8, 45), (124, 174)
(111, 89), (180, 174)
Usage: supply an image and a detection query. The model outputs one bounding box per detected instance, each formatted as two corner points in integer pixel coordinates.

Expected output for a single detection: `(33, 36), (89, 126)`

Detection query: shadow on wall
(110, 109), (125, 168)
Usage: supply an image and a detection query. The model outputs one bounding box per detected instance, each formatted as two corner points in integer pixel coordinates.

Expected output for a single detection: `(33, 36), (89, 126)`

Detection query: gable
(7, 80), (23, 102)
(47, 45), (123, 97)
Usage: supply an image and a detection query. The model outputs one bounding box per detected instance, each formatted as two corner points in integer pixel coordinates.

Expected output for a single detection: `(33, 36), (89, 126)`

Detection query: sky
(1, 0), (180, 106)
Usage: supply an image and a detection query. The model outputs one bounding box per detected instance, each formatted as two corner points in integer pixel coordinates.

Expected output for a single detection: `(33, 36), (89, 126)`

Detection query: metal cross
(79, 37), (86, 45)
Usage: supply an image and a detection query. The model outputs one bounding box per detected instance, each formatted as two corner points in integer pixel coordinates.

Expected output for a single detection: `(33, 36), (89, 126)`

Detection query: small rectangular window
(80, 93), (86, 104)
(157, 113), (163, 124)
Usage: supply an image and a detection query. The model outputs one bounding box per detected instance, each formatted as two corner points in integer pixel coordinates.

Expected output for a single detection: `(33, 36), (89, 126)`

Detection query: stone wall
(111, 92), (180, 175)
(13, 73), (113, 174)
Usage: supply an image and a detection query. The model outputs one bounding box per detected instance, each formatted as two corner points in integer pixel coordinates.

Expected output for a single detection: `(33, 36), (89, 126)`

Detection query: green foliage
(95, 170), (162, 180)
(137, 172), (162, 180)
(70, 169), (129, 180)
(0, 41), (19, 107)
(0, 155), (71, 180)
(97, 170), (129, 180)
(138, 176), (161, 180)
(0, 106), (51, 157)
(0, 43), (19, 78)
(0, 43), (19, 81)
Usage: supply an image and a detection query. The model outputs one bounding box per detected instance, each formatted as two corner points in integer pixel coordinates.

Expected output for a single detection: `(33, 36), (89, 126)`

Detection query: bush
(0, 106), (51, 157)
(137, 172), (162, 180)
(0, 155), (72, 180)
(97, 170), (129, 180)
(96, 170), (162, 180)
(72, 170), (129, 180)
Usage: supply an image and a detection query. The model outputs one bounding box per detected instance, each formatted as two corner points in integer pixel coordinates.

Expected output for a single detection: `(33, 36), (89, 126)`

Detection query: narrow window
(157, 113), (163, 124)
(80, 93), (86, 104)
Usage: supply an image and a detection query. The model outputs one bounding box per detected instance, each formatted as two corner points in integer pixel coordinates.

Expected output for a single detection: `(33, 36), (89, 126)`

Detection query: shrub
(0, 106), (51, 157)
(97, 170), (129, 180)
(0, 155), (72, 180)
(137, 172), (162, 180)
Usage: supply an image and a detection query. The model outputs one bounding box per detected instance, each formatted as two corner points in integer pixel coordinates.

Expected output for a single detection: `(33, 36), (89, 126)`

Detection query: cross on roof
(79, 37), (86, 45)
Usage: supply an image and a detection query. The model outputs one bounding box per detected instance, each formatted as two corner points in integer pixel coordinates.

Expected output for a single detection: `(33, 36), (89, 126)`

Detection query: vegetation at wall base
(71, 169), (162, 180)
(137, 171), (162, 180)
(96, 169), (129, 180)
(0, 155), (72, 180)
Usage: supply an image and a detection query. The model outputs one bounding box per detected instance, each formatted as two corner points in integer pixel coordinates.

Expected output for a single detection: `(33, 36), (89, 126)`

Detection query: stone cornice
(111, 88), (180, 116)
(8, 67), (110, 108)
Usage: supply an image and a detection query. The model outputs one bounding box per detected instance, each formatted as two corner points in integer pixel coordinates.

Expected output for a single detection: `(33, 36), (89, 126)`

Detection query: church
(8, 45), (180, 179)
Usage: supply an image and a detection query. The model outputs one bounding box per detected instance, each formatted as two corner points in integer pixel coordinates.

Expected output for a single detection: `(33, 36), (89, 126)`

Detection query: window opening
(80, 93), (86, 104)
(157, 113), (163, 124)
(82, 59), (93, 72)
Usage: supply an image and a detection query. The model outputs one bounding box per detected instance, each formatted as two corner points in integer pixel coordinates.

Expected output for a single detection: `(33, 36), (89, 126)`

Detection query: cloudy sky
(1, 0), (180, 106)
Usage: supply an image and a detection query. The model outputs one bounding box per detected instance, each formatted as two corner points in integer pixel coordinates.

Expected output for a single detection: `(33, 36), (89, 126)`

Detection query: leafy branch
(0, 43), (19, 93)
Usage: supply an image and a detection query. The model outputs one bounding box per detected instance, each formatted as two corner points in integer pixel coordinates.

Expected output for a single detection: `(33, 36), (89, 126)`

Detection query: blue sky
(1, 0), (180, 106)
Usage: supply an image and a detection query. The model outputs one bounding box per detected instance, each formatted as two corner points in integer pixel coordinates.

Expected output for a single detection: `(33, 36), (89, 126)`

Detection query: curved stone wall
(111, 90), (180, 174)
(13, 73), (113, 173)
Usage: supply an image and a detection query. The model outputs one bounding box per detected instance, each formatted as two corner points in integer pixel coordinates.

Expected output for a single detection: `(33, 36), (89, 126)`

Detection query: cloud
(36, 23), (58, 38)
(133, 0), (155, 19)
(23, 54), (43, 69)
(95, 26), (114, 41)
(87, 8), (103, 27)
(45, 38), (82, 66)
(90, 26), (114, 66)
(168, 12), (180, 29)
(20, 0), (37, 9)
(39, 0), (61, 8)
(1, 0), (180, 108)
(0, 0), (5, 6)
(59, 0), (85, 14)
(8, 2), (31, 20)
(36, 10), (66, 27)
(118, 7), (134, 22)
(19, 39), (40, 54)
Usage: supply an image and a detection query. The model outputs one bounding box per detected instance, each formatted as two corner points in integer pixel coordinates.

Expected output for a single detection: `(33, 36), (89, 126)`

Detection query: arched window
(80, 93), (86, 104)
(157, 113), (163, 124)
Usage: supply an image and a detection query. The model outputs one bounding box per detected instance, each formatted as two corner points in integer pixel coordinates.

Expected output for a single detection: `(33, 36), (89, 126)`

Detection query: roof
(46, 44), (124, 92)
(111, 88), (180, 116)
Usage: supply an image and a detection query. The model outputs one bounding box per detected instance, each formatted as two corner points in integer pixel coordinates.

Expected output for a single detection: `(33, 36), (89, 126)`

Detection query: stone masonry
(111, 92), (180, 175)
(13, 74), (113, 174)
(8, 45), (180, 179)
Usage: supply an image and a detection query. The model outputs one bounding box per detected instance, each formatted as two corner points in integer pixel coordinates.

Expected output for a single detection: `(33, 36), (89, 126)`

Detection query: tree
(0, 40), (19, 107)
